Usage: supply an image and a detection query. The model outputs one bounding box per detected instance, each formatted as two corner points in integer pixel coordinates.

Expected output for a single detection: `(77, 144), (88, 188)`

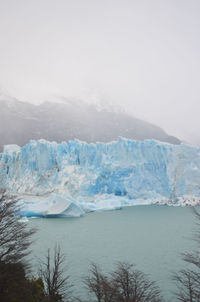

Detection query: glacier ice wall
(0, 138), (200, 217)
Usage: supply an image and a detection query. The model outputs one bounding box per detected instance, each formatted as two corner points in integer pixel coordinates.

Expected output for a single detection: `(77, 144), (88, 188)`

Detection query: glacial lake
(29, 205), (198, 301)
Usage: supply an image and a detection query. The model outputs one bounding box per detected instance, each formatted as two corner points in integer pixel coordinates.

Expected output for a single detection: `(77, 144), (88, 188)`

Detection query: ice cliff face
(0, 138), (200, 217)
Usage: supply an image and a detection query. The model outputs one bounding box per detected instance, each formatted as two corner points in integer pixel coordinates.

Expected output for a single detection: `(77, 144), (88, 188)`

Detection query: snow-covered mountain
(0, 96), (180, 151)
(0, 138), (200, 217)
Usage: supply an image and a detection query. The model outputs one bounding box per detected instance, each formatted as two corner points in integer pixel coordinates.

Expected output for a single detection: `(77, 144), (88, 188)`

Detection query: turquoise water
(29, 205), (198, 301)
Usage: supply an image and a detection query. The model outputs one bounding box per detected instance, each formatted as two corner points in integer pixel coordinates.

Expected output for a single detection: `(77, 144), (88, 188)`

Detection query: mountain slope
(0, 96), (180, 151)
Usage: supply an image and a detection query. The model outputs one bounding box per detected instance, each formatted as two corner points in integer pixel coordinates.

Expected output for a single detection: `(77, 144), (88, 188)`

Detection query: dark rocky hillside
(0, 96), (180, 151)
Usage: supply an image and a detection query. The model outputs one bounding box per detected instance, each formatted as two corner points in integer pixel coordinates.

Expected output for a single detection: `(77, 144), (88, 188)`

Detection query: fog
(0, 0), (199, 145)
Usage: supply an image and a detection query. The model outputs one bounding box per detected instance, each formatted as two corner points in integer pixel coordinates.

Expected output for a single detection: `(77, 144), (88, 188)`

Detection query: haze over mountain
(0, 1), (199, 147)
(0, 95), (180, 151)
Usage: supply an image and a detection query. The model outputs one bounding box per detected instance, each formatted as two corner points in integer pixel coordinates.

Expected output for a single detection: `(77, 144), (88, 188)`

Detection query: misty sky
(0, 0), (199, 144)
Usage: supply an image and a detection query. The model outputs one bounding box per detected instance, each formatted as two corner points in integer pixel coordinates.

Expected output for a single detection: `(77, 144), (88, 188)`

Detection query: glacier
(0, 138), (200, 217)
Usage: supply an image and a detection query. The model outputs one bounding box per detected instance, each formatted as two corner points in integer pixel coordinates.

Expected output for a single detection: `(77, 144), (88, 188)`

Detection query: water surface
(29, 205), (198, 301)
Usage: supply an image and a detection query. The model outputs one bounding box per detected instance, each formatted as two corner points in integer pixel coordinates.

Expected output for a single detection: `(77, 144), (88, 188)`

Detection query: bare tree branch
(173, 208), (200, 302)
(39, 244), (73, 302)
(0, 190), (36, 264)
(83, 262), (164, 302)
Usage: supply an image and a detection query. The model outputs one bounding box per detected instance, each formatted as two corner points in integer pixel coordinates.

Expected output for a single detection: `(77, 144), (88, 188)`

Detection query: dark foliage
(0, 191), (43, 301)
(0, 261), (47, 302)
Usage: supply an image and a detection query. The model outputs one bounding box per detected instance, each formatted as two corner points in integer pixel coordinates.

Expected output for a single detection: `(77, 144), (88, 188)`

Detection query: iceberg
(0, 138), (200, 217)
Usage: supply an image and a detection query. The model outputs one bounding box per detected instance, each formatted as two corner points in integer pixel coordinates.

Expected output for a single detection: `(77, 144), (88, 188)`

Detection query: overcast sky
(0, 0), (199, 144)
